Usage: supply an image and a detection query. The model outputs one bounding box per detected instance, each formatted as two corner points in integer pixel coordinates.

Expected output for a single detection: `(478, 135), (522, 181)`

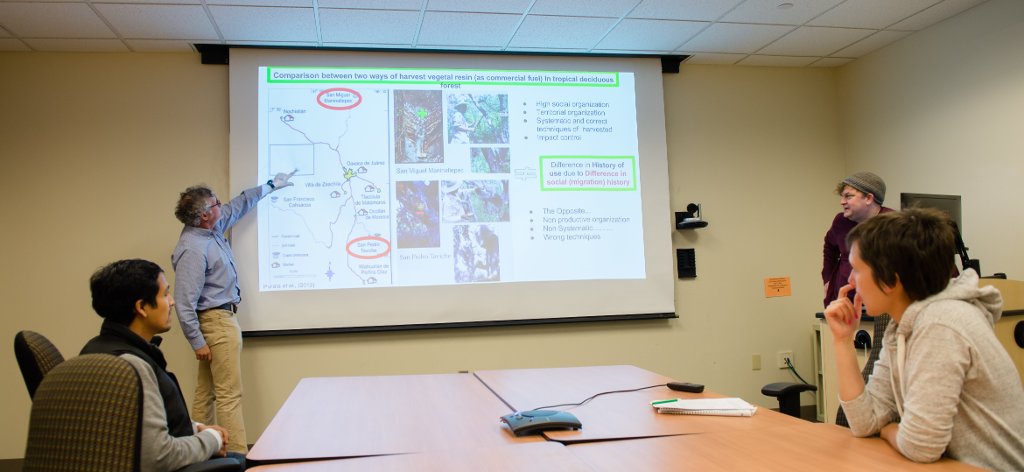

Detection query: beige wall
(838, 0), (1024, 275)
(1, 0), (1019, 456)
(0, 53), (839, 458)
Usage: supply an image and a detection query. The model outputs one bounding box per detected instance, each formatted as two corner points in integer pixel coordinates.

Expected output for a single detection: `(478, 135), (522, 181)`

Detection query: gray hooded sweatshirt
(840, 270), (1024, 470)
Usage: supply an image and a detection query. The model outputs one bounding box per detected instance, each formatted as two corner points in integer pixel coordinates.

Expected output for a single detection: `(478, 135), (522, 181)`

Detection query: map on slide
(256, 66), (646, 292)
(258, 85), (394, 291)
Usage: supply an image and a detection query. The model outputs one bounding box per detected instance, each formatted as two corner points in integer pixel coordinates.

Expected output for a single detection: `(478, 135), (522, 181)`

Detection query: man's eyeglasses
(840, 193), (861, 201)
(210, 199), (222, 208)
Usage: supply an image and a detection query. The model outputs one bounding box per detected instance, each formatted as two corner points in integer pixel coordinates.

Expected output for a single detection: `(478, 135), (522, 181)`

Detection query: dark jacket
(81, 320), (194, 438)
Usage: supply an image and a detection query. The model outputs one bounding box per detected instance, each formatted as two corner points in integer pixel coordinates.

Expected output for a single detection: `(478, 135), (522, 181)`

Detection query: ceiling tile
(682, 52), (745, 65)
(227, 40), (318, 46)
(318, 0), (421, 9)
(0, 2), (115, 38)
(808, 0), (942, 29)
(125, 39), (198, 52)
(23, 38), (129, 52)
(95, 4), (219, 40)
(722, 0), (844, 25)
(680, 23), (793, 54)
(529, 0), (638, 18)
(590, 49), (674, 55)
(317, 44), (404, 50)
(629, 0), (742, 21)
(412, 44), (504, 52)
(319, 9), (419, 44)
(418, 12), (520, 47)
(504, 46), (589, 53)
(597, 18), (706, 51)
(209, 6), (316, 42)
(207, 0), (312, 6)
(738, 55), (818, 67)
(760, 26), (874, 56)
(89, 0), (201, 3)
(0, 38), (30, 51)
(426, 0), (531, 14)
(889, 0), (986, 31)
(0, 0), (988, 68)
(509, 15), (617, 49)
(832, 30), (909, 57)
(811, 57), (855, 67)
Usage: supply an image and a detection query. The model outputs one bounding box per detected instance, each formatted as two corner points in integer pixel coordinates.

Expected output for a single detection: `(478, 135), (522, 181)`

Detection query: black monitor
(900, 193), (962, 230)
(900, 192), (980, 273)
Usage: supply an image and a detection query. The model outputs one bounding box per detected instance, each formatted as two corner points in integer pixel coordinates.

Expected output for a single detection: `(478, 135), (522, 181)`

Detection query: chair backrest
(836, 314), (891, 427)
(24, 354), (143, 472)
(14, 330), (65, 399)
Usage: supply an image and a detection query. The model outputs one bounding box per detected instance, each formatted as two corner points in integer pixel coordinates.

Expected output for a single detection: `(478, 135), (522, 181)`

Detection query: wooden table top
(474, 364), (804, 443)
(566, 421), (983, 471)
(248, 365), (978, 471)
(247, 372), (544, 461)
(249, 442), (591, 472)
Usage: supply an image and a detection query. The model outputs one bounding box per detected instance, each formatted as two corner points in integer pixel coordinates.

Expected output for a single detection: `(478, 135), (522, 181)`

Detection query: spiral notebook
(651, 397), (757, 417)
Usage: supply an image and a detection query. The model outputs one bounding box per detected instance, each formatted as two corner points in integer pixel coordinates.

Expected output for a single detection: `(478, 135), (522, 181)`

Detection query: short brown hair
(847, 208), (955, 302)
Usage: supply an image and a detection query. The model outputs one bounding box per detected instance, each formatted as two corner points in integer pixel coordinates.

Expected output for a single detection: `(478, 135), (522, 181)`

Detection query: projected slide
(256, 66), (644, 292)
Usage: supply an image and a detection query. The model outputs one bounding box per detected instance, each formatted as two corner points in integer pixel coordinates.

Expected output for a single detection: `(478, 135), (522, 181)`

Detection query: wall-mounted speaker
(677, 248), (696, 278)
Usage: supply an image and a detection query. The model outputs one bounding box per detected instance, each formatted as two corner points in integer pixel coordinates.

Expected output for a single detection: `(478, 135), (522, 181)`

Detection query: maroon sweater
(821, 207), (893, 307)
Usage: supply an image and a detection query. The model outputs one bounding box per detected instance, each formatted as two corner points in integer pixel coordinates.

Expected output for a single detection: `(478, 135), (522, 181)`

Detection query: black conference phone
(500, 410), (582, 436)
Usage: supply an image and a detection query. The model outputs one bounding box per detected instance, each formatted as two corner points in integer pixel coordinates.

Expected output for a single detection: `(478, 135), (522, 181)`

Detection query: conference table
(474, 364), (800, 442)
(248, 365), (979, 471)
(247, 373), (543, 461)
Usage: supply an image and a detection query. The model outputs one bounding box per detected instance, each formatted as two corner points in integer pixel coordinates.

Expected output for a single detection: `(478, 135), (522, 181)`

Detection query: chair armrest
(761, 382), (817, 397)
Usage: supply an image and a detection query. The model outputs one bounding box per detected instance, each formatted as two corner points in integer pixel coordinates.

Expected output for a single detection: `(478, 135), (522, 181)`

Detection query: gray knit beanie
(842, 171), (886, 204)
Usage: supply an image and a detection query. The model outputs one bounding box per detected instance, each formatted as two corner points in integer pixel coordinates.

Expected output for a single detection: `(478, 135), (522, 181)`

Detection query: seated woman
(824, 208), (1023, 470)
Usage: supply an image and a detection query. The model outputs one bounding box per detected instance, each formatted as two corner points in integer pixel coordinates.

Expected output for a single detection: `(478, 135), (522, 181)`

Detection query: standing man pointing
(172, 171), (295, 455)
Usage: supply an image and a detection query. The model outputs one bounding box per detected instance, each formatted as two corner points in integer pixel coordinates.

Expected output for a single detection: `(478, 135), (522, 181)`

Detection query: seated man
(82, 259), (239, 471)
(824, 209), (1023, 469)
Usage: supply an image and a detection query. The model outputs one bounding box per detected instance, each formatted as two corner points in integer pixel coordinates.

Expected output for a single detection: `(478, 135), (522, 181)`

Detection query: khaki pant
(195, 308), (248, 454)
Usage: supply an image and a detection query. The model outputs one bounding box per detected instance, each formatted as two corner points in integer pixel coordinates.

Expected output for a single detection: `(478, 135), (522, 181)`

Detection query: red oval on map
(346, 236), (391, 259)
(316, 88), (362, 110)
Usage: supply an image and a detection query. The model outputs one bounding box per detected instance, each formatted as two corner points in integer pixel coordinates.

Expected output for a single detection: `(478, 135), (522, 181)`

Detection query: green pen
(651, 399), (678, 405)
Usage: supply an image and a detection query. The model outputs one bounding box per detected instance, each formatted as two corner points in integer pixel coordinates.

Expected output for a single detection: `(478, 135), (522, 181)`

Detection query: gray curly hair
(175, 185), (215, 226)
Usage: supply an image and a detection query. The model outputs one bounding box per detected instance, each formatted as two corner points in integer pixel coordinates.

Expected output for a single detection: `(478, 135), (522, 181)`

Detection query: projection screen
(226, 48), (675, 335)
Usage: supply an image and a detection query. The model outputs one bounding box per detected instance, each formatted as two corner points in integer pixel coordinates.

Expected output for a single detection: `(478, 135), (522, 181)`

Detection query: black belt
(210, 302), (237, 313)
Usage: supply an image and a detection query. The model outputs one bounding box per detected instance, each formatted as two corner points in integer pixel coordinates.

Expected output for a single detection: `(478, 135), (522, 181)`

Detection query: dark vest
(81, 320), (194, 438)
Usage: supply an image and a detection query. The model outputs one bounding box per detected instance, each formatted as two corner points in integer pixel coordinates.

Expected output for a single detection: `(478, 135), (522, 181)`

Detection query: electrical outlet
(777, 350), (793, 369)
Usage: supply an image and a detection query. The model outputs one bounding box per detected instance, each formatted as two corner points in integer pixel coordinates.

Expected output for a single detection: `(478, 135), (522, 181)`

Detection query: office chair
(763, 313), (892, 423)
(23, 354), (241, 472)
(761, 382), (817, 419)
(14, 330), (65, 399)
(836, 313), (891, 427)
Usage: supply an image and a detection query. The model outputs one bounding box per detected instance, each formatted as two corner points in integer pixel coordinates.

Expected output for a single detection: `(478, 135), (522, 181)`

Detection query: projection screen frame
(222, 46), (679, 337)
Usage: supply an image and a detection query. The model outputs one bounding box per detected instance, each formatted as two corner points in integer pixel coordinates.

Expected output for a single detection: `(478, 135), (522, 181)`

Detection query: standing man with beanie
(822, 171), (893, 308)
(172, 171), (294, 455)
(822, 171), (894, 427)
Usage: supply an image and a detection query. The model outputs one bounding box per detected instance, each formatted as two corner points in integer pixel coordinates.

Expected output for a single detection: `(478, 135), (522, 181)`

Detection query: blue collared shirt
(171, 185), (268, 350)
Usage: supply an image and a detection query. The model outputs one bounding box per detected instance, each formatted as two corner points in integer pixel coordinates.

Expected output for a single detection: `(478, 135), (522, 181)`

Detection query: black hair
(90, 259), (164, 325)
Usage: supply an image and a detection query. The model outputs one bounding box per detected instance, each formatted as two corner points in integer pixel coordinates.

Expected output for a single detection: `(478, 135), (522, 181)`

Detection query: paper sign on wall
(764, 277), (792, 298)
